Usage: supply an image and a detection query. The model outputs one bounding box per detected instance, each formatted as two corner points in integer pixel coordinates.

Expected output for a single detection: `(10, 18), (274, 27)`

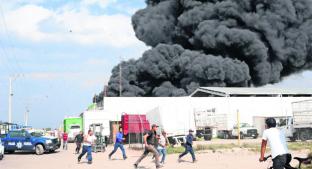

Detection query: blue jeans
(179, 145), (196, 161)
(109, 142), (127, 159)
(78, 145), (92, 162)
(157, 147), (166, 163)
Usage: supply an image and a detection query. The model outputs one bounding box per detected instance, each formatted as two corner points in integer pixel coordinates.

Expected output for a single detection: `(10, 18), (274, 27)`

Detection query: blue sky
(0, 0), (311, 129)
(0, 0), (147, 128)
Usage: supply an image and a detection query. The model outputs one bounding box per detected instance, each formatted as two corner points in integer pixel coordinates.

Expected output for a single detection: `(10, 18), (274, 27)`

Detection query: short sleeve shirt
(146, 130), (156, 145)
(262, 128), (288, 159)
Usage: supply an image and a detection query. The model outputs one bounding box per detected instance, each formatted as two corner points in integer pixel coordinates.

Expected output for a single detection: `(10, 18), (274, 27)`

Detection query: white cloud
(4, 3), (142, 48)
(81, 0), (117, 8)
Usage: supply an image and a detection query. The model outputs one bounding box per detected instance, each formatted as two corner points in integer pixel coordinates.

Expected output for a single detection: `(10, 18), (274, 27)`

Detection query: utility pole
(8, 74), (22, 124)
(8, 77), (13, 123)
(24, 107), (29, 126)
(237, 109), (241, 146)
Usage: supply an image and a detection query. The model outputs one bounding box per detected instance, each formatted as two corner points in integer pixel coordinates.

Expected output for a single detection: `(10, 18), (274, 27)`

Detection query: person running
(259, 118), (291, 169)
(74, 131), (84, 154)
(157, 130), (169, 164)
(134, 124), (162, 169)
(108, 127), (127, 160)
(178, 129), (196, 163)
(62, 132), (68, 150)
(78, 130), (96, 164)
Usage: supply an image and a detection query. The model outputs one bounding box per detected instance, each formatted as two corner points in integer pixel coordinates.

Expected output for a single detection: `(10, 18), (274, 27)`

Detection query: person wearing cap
(259, 118), (291, 169)
(178, 129), (196, 163)
(157, 130), (169, 164)
(108, 127), (127, 160)
(134, 124), (162, 169)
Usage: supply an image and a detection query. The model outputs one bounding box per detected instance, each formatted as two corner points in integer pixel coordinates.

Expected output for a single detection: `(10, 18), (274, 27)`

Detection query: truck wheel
(289, 137), (296, 142)
(224, 133), (229, 139)
(35, 144), (44, 155)
(0, 154), (3, 160)
(300, 130), (309, 141)
(204, 135), (212, 141)
(239, 133), (244, 139)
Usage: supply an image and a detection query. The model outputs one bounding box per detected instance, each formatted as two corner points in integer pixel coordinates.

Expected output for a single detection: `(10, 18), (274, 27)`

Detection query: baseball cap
(151, 124), (159, 128)
(189, 129), (194, 132)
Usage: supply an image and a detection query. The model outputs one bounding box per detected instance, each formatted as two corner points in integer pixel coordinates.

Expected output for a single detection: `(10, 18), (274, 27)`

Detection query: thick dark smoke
(101, 0), (312, 97)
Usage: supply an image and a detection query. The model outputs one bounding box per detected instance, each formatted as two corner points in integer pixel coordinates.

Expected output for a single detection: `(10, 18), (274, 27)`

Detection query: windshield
(30, 132), (44, 137)
(70, 125), (80, 129)
(233, 123), (251, 129)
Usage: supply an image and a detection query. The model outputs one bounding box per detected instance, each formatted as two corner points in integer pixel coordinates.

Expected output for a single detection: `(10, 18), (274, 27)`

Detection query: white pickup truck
(232, 123), (258, 139)
(0, 139), (4, 160)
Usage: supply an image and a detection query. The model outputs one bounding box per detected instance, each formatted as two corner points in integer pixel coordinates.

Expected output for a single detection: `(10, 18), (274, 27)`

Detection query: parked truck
(290, 100), (312, 141)
(193, 108), (258, 139)
(63, 117), (83, 142)
(231, 123), (258, 139)
(1, 130), (60, 155)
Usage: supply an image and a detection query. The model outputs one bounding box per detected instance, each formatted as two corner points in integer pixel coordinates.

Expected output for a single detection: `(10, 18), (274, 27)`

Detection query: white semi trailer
(290, 100), (312, 141)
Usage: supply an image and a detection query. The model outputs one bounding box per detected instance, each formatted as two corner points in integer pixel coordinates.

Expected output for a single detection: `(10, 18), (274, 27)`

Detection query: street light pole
(8, 77), (13, 123)
(8, 74), (22, 124)
(24, 107), (29, 126)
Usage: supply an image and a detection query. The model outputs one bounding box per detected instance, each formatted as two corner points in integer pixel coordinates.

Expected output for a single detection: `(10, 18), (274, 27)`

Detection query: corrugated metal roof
(190, 87), (312, 97)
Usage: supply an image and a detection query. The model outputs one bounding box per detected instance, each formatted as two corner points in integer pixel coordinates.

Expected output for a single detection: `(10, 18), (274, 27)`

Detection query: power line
(0, 4), (24, 76)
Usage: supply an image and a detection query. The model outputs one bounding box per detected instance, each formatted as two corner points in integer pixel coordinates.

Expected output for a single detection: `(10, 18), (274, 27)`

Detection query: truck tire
(35, 144), (44, 155)
(299, 130), (309, 141)
(224, 133), (230, 139)
(204, 135), (212, 141)
(239, 133), (244, 139)
(0, 154), (3, 160)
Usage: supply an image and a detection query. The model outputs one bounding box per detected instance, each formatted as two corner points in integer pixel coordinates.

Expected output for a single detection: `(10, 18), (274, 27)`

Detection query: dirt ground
(0, 140), (309, 169)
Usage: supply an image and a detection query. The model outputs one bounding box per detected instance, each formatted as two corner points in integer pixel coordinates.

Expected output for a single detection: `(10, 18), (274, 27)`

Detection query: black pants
(272, 154), (292, 169)
(76, 142), (82, 153)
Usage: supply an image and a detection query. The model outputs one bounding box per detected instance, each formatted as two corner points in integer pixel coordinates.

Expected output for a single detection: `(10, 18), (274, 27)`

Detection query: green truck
(63, 117), (83, 142)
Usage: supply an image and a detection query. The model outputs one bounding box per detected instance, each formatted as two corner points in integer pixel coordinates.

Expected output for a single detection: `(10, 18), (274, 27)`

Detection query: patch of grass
(195, 143), (237, 152)
(288, 142), (312, 151)
(167, 146), (185, 154)
(167, 143), (238, 154)
(165, 141), (312, 155)
(196, 137), (205, 141)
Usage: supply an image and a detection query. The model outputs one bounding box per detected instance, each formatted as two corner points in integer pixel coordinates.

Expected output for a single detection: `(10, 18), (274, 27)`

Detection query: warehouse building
(81, 87), (312, 140)
(190, 87), (312, 97)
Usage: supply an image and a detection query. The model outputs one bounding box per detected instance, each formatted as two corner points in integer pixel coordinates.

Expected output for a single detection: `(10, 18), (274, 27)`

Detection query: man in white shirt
(78, 130), (96, 164)
(259, 118), (291, 169)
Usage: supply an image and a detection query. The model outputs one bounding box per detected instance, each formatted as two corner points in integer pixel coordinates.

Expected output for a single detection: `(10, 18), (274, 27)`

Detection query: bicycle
(263, 154), (311, 169)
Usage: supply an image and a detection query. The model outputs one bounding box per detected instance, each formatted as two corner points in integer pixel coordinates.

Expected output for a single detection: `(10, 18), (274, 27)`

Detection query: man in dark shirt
(134, 124), (161, 169)
(178, 129), (197, 163)
(108, 127), (127, 160)
(74, 131), (83, 154)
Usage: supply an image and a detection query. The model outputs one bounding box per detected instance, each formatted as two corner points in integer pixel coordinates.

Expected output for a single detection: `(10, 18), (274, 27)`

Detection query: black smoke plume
(101, 0), (312, 97)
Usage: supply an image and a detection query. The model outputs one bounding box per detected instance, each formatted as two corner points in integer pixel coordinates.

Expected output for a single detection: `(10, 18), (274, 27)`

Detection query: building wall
(98, 97), (310, 135)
